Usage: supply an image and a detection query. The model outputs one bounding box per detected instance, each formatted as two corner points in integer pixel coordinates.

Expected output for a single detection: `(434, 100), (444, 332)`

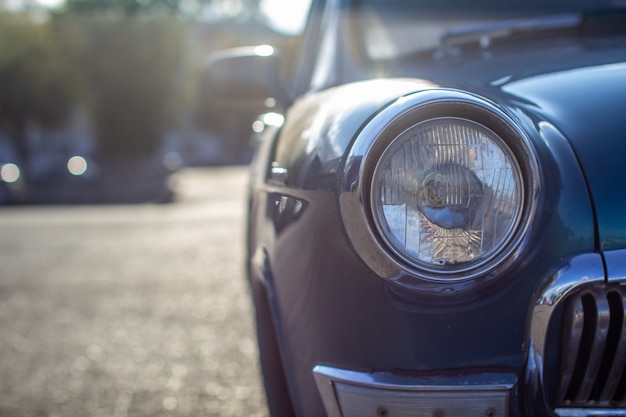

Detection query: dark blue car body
(210, 1), (626, 416)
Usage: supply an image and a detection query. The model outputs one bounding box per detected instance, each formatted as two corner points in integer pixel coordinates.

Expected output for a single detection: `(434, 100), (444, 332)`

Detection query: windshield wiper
(441, 14), (581, 48)
(441, 9), (626, 49)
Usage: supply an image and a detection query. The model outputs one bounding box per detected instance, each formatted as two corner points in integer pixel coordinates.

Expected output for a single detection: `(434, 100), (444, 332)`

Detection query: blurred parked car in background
(209, 0), (626, 416)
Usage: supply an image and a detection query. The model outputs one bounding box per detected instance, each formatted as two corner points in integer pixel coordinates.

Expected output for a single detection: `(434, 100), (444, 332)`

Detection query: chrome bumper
(313, 365), (517, 417)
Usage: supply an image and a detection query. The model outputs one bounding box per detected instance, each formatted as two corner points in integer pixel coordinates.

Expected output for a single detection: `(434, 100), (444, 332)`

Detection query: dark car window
(349, 0), (622, 60)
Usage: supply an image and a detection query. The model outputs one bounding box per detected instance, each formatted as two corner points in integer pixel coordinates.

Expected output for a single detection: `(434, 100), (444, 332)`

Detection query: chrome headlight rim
(339, 89), (540, 297)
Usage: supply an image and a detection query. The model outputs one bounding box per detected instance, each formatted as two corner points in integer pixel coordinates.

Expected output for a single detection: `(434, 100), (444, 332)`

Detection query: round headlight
(339, 89), (540, 298)
(371, 117), (523, 276)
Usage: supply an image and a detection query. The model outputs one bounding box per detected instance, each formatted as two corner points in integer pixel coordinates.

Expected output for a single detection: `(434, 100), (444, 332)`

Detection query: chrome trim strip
(555, 408), (626, 417)
(314, 365), (517, 417)
(314, 367), (343, 417)
(314, 364), (517, 391)
(525, 253), (605, 415)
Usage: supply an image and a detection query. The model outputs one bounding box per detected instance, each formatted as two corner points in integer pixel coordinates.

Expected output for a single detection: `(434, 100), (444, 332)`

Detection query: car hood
(498, 61), (626, 253)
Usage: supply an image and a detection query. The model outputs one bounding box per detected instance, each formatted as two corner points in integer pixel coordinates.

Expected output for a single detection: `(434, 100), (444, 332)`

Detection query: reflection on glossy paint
(269, 193), (308, 234)
(304, 81), (421, 160)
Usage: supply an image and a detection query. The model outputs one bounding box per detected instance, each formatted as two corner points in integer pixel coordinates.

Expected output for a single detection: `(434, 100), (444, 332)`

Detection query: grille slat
(558, 287), (626, 408)
(576, 293), (610, 403)
(598, 292), (626, 405)
(559, 296), (585, 402)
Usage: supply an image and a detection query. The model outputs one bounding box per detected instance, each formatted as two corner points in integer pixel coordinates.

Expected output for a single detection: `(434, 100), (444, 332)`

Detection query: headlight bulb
(371, 117), (523, 272)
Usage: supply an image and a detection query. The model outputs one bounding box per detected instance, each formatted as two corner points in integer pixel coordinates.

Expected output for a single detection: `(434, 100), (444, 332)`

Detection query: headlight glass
(371, 117), (523, 275)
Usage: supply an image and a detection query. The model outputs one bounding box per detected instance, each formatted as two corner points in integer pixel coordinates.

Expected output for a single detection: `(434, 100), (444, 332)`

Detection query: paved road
(0, 167), (268, 417)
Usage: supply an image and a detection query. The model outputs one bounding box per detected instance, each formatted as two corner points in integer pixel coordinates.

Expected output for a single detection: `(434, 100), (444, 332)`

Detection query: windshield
(351, 0), (623, 60)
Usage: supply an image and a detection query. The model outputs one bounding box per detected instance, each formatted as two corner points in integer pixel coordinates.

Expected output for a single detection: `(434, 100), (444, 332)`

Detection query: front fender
(270, 79), (436, 190)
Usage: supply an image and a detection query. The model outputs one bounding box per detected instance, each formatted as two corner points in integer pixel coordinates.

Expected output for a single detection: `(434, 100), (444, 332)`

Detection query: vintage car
(209, 1), (626, 416)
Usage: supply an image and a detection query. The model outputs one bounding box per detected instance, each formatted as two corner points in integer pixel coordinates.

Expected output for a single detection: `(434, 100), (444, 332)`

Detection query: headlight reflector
(371, 117), (523, 275)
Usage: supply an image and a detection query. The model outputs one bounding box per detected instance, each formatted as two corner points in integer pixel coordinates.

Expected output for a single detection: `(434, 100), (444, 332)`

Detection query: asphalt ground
(0, 167), (268, 417)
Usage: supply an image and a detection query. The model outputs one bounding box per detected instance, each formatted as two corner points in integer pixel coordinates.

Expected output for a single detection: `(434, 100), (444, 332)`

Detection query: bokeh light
(254, 44), (274, 57)
(67, 156), (88, 176)
(1, 163), (21, 183)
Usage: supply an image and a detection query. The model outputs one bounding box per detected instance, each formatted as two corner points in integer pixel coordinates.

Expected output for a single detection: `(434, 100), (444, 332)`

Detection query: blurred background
(0, 0), (307, 204)
(0, 0), (306, 415)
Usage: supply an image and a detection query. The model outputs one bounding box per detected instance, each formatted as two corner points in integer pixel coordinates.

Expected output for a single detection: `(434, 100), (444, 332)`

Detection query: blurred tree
(1, 0), (269, 172)
(67, 17), (191, 164)
(0, 13), (77, 168)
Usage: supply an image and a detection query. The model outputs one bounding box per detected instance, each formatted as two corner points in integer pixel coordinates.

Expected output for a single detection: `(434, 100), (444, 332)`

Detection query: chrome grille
(558, 287), (626, 407)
